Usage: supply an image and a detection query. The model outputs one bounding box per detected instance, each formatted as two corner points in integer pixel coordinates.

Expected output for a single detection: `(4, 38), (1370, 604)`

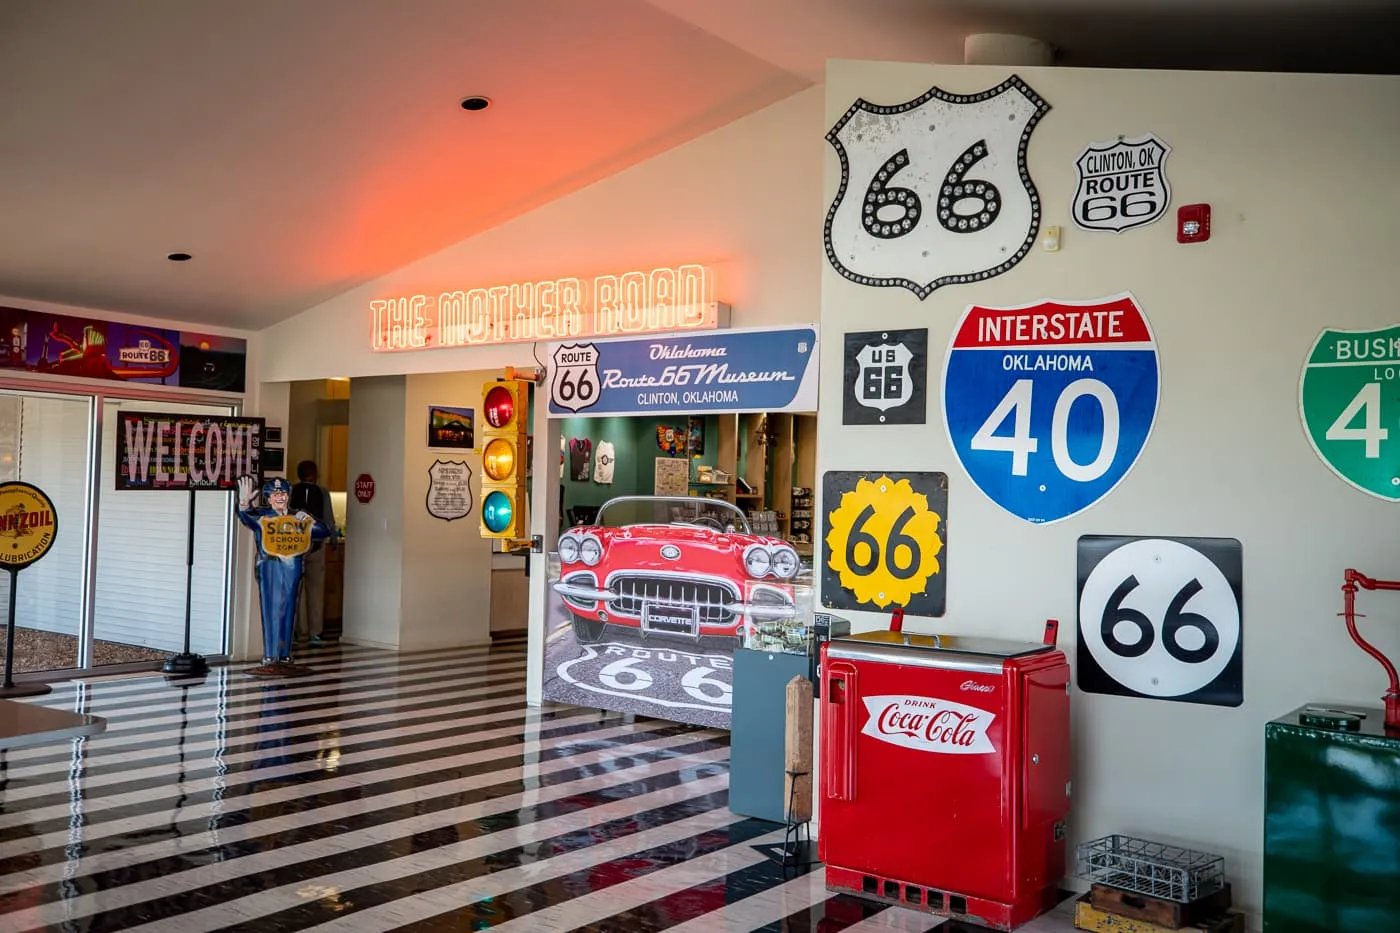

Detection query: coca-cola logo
(861, 694), (996, 755)
(960, 679), (995, 693)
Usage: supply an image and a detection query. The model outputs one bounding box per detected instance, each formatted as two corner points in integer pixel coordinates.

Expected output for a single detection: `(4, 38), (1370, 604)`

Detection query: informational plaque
(426, 459), (472, 521)
(654, 457), (689, 496)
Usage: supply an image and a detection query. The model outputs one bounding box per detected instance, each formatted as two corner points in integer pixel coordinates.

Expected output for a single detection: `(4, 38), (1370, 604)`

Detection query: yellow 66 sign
(821, 471), (947, 615)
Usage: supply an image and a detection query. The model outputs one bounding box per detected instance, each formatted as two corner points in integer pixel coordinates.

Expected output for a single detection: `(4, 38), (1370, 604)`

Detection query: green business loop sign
(1300, 325), (1400, 500)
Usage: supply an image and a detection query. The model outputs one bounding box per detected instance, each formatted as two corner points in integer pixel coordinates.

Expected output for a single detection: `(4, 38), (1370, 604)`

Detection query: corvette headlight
(770, 546), (800, 580)
(558, 534), (580, 564)
(579, 535), (603, 566)
(744, 544), (772, 578)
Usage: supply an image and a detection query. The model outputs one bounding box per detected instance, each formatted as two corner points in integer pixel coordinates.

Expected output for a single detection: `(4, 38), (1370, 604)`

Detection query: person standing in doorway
(291, 460), (338, 646)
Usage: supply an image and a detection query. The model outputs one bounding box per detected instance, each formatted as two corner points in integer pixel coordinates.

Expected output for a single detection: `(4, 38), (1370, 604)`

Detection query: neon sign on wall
(370, 264), (719, 353)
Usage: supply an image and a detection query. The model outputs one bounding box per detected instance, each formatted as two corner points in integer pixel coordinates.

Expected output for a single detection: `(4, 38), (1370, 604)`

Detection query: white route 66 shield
(1072, 134), (1172, 233)
(854, 341), (914, 412)
(550, 342), (601, 413)
(824, 75), (1050, 299)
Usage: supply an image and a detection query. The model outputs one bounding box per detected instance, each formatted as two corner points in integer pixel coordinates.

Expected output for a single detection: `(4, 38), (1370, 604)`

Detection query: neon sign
(371, 264), (720, 353)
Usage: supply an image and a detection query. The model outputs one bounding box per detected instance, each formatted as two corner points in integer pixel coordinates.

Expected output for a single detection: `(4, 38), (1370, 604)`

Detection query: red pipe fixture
(888, 607), (904, 633)
(1340, 569), (1400, 730)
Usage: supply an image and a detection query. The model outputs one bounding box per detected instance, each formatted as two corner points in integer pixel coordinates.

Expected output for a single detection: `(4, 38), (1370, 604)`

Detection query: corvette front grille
(610, 575), (737, 625)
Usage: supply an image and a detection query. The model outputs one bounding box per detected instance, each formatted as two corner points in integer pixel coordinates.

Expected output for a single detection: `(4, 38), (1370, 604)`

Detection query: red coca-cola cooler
(819, 628), (1071, 930)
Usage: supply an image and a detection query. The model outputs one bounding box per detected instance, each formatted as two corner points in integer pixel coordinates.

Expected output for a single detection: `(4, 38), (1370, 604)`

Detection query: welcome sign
(116, 412), (265, 491)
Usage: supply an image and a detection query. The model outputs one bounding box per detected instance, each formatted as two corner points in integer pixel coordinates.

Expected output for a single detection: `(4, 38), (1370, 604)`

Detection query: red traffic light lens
(484, 385), (516, 428)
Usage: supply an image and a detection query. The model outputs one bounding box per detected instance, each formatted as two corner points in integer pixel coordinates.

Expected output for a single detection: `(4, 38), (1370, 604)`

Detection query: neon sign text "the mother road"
(371, 264), (718, 352)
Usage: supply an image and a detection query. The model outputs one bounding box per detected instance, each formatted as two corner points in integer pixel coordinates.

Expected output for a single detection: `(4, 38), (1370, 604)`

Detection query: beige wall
(338, 370), (499, 650)
(821, 61), (1400, 922)
(398, 370), (497, 649)
(255, 85), (824, 383)
(342, 375), (406, 648)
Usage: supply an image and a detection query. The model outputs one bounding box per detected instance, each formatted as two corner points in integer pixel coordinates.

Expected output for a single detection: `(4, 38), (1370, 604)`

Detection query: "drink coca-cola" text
(860, 694), (996, 755)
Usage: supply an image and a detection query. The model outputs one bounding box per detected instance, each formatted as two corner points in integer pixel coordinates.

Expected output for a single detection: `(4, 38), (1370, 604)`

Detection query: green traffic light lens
(482, 491), (514, 534)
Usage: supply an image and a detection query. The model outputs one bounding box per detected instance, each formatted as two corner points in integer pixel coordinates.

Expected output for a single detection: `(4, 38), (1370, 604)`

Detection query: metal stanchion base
(0, 681), (53, 698)
(162, 653), (209, 678)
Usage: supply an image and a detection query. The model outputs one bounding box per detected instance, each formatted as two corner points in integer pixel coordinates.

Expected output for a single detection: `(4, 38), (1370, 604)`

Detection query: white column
(963, 33), (1053, 67)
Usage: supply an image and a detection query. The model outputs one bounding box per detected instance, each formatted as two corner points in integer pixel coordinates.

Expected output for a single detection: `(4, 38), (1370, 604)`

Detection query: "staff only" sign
(116, 412), (266, 491)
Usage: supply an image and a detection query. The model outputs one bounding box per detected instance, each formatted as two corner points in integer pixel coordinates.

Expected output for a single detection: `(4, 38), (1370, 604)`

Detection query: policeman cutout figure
(237, 476), (330, 673)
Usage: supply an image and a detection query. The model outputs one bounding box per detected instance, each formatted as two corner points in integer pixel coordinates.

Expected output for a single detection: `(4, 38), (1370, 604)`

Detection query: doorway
(0, 385), (239, 679)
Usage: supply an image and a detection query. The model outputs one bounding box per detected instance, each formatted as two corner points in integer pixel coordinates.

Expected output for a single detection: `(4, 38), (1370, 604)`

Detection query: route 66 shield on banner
(550, 342), (601, 413)
(824, 75), (1051, 299)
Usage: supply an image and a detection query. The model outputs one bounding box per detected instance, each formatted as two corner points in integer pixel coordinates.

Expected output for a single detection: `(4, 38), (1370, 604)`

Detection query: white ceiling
(1, 0), (1395, 330)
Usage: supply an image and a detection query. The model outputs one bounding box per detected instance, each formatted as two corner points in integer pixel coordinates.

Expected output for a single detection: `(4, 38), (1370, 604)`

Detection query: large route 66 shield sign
(1077, 536), (1243, 707)
(550, 342), (601, 413)
(824, 75), (1050, 298)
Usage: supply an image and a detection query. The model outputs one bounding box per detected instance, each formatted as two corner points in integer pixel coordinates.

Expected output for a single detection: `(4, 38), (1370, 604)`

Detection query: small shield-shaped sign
(1072, 134), (1172, 233)
(550, 342), (602, 413)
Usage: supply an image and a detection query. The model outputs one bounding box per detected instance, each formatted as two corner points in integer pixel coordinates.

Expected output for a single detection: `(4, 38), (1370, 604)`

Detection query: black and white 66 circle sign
(1077, 536), (1243, 707)
(843, 329), (928, 425)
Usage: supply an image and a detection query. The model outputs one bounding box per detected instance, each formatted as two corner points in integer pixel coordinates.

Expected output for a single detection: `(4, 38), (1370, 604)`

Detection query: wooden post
(785, 675), (814, 822)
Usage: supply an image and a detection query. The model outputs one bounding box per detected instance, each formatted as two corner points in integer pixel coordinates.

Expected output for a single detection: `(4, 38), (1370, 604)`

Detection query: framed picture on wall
(263, 446), (286, 472)
(687, 417), (705, 456)
(428, 406), (474, 449)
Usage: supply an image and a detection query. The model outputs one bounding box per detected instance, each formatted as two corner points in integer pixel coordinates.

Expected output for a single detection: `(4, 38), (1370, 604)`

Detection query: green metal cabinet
(1263, 705), (1400, 931)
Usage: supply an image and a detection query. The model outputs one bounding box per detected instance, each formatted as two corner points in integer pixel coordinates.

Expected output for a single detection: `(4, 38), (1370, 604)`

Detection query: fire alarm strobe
(1177, 203), (1211, 243)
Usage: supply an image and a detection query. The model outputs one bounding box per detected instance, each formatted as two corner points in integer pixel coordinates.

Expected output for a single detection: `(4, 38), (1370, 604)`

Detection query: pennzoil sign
(0, 482), (58, 569)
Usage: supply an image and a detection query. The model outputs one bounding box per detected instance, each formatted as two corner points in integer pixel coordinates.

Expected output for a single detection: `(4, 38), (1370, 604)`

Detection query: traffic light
(479, 379), (528, 539)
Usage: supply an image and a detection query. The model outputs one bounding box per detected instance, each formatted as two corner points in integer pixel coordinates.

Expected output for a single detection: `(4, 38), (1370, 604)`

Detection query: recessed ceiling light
(459, 96), (491, 112)
(167, 252), (193, 262)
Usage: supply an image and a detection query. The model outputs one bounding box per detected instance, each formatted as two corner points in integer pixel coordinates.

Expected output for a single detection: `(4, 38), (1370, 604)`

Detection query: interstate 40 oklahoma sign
(1300, 324), (1400, 500)
(943, 293), (1160, 524)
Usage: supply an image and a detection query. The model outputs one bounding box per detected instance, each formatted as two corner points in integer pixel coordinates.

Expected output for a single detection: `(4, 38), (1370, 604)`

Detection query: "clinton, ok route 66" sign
(1072, 134), (1172, 233)
(824, 75), (1051, 299)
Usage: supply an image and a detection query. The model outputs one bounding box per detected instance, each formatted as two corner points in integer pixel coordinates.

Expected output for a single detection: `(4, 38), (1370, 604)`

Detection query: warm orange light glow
(483, 438), (516, 480)
(198, 341), (211, 351)
(370, 264), (718, 352)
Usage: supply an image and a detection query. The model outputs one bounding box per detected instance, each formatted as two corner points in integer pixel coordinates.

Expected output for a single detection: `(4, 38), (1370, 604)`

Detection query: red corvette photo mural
(543, 496), (806, 729)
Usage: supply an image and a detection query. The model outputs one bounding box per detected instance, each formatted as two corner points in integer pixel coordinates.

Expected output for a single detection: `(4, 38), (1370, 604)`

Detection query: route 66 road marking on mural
(557, 643), (733, 712)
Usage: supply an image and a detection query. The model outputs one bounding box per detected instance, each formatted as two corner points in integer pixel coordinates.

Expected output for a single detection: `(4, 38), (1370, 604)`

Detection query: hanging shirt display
(594, 441), (616, 485)
(569, 437), (593, 481)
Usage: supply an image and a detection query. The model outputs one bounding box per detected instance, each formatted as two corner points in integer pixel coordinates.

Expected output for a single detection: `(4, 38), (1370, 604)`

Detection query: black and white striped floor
(0, 639), (1079, 932)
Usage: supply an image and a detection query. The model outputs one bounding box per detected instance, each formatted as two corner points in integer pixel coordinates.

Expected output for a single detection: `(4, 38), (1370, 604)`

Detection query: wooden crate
(1090, 883), (1233, 929)
(1074, 894), (1244, 933)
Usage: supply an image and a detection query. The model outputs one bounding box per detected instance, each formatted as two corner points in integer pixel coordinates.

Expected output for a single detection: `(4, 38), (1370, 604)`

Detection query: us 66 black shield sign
(843, 329), (927, 425)
(1076, 536), (1243, 707)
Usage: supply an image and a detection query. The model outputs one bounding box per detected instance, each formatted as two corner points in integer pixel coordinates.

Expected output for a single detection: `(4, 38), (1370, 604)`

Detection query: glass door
(91, 397), (235, 664)
(0, 390), (94, 674)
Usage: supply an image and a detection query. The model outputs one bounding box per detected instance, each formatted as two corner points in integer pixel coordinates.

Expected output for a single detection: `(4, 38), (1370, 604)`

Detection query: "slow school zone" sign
(116, 412), (265, 491)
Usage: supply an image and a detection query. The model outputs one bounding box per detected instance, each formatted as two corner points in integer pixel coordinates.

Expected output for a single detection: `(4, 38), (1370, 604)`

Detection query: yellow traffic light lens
(483, 438), (516, 480)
